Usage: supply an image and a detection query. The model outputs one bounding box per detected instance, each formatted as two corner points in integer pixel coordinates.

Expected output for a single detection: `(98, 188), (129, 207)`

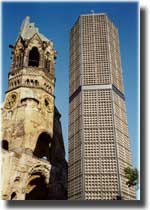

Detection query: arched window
(1, 140), (9, 150)
(16, 56), (19, 68)
(30, 80), (34, 86)
(20, 52), (24, 67)
(35, 80), (39, 86)
(28, 47), (40, 67)
(26, 79), (30, 85)
(25, 173), (49, 200)
(33, 132), (52, 162)
(47, 60), (50, 71)
(45, 59), (50, 72)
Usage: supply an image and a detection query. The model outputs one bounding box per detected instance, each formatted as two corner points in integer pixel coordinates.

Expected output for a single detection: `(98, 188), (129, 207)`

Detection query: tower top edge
(70, 13), (118, 32)
(80, 12), (107, 17)
(19, 16), (50, 43)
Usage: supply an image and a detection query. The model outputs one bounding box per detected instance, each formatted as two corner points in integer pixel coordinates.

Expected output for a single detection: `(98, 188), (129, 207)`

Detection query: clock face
(4, 92), (18, 109)
(44, 96), (53, 113)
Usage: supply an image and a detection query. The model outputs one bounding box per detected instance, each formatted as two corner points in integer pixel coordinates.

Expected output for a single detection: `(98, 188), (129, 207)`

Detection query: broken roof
(19, 16), (49, 42)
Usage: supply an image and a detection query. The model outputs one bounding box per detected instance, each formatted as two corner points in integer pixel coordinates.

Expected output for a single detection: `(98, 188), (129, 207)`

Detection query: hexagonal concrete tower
(1, 17), (67, 200)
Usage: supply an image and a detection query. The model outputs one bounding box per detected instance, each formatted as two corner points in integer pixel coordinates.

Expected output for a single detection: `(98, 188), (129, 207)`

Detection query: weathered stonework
(1, 16), (67, 200)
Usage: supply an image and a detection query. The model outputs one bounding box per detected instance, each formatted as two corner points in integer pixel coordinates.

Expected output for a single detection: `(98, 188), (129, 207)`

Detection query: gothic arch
(25, 164), (50, 200)
(28, 47), (40, 67)
(25, 172), (48, 200)
(33, 132), (52, 162)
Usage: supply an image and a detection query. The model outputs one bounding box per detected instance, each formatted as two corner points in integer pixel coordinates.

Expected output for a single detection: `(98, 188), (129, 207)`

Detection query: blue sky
(2, 1), (139, 194)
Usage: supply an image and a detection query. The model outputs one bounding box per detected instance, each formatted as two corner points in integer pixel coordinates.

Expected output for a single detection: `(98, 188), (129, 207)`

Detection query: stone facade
(1, 17), (67, 200)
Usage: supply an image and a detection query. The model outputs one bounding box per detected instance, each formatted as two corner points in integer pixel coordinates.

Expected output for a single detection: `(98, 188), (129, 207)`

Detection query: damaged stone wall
(1, 16), (67, 200)
(1, 107), (68, 200)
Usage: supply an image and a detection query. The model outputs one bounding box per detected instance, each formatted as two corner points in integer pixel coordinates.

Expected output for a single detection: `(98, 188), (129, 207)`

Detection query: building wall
(68, 14), (136, 200)
(82, 15), (111, 86)
(1, 17), (67, 200)
(69, 18), (83, 199)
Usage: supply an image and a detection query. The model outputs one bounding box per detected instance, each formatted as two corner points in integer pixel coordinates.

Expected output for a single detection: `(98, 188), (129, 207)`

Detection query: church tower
(1, 17), (67, 200)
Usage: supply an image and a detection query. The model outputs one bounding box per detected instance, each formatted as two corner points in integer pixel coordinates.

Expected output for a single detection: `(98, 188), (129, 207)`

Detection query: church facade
(1, 17), (67, 200)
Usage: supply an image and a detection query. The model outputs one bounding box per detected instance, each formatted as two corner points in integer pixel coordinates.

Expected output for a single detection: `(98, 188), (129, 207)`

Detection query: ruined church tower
(1, 17), (67, 200)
